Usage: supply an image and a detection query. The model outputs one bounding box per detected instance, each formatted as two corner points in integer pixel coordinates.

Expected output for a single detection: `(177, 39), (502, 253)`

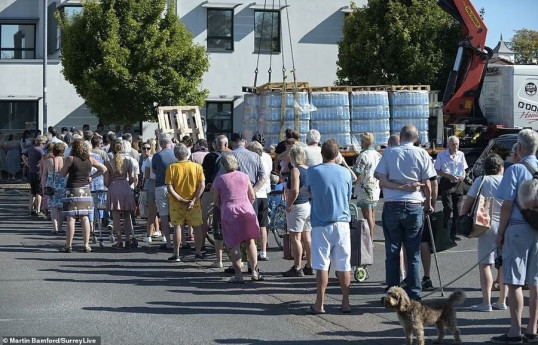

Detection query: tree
(58, 0), (209, 124)
(337, 0), (463, 92)
(511, 29), (538, 64)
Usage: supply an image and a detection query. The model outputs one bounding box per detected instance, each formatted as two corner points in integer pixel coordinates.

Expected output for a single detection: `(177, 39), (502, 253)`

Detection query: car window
(490, 139), (516, 160)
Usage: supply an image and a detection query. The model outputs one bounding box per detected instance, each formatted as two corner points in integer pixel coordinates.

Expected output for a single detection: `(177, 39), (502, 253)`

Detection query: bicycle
(267, 189), (287, 249)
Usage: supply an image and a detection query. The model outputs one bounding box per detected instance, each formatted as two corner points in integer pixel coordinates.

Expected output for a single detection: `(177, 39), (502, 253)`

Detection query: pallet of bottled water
(389, 91), (430, 144)
(350, 91), (389, 107)
(259, 92), (309, 108)
(351, 131), (390, 147)
(244, 94), (259, 108)
(319, 133), (352, 148)
(390, 118), (429, 132)
(351, 105), (390, 119)
(311, 120), (350, 133)
(310, 92), (350, 107)
(244, 120), (265, 140)
(264, 120), (310, 133)
(259, 106), (310, 121)
(310, 106), (350, 120)
(388, 91), (429, 105)
(351, 119), (390, 133)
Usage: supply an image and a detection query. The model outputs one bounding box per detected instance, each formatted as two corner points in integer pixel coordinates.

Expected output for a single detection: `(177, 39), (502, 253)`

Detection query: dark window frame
(254, 10), (281, 53)
(0, 23), (36, 59)
(0, 100), (39, 136)
(55, 5), (83, 52)
(205, 101), (234, 142)
(206, 8), (234, 52)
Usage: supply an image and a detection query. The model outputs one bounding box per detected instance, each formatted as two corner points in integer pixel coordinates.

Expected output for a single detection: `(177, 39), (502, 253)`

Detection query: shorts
(145, 179), (156, 204)
(155, 185), (169, 216)
(311, 222), (351, 272)
(169, 200), (203, 227)
(29, 172), (42, 195)
(502, 221), (538, 286)
(201, 192), (214, 221)
(356, 202), (377, 209)
(256, 198), (269, 228)
(286, 202), (311, 232)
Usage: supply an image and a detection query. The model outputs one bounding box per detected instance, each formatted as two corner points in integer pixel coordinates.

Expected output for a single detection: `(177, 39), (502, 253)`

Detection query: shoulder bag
(457, 176), (491, 238)
(516, 161), (538, 230)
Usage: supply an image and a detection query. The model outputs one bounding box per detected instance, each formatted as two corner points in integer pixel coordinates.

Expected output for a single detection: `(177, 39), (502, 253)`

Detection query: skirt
(107, 179), (136, 211)
(62, 186), (93, 217)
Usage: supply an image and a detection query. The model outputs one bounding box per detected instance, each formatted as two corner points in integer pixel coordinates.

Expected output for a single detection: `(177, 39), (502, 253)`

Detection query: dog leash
(422, 245), (498, 299)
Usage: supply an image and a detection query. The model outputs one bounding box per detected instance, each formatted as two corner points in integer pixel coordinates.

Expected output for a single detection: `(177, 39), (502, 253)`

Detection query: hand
(88, 176), (93, 183)
(187, 200), (195, 210)
(424, 205), (434, 215)
(286, 205), (293, 213)
(496, 233), (505, 247)
(403, 182), (424, 192)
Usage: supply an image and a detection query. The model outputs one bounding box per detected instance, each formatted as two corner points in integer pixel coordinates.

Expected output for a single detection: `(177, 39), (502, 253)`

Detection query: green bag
(427, 211), (457, 253)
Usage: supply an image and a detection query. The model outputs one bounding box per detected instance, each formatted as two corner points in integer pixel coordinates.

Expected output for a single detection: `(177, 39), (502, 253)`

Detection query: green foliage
(58, 0), (209, 124)
(511, 29), (538, 65)
(337, 0), (463, 91)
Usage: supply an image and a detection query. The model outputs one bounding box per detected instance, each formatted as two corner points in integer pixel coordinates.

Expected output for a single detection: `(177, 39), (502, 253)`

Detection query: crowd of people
(10, 123), (538, 342)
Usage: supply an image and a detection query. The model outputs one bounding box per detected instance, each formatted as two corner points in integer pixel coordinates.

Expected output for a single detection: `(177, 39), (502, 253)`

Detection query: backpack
(517, 161), (538, 230)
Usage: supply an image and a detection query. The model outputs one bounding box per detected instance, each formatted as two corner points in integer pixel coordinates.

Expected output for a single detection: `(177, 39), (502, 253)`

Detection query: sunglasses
(142, 147), (151, 150)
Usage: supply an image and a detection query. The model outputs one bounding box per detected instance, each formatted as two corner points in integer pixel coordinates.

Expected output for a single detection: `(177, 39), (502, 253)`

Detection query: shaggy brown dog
(384, 287), (466, 345)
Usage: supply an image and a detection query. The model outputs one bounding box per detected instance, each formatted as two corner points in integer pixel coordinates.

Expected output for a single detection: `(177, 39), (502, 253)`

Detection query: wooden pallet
(309, 85), (352, 92)
(157, 106), (205, 141)
(349, 85), (393, 91)
(308, 84), (431, 92)
(386, 85), (431, 91)
(255, 81), (310, 94)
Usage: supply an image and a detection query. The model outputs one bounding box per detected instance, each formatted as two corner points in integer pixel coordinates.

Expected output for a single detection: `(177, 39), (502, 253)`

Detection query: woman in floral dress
(44, 143), (67, 233)
(352, 132), (382, 241)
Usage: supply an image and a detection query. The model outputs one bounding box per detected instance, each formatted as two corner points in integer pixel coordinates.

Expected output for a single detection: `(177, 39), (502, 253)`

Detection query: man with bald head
(375, 125), (436, 301)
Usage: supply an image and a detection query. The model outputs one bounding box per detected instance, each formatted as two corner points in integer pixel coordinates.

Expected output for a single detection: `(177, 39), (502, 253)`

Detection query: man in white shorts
(305, 139), (353, 314)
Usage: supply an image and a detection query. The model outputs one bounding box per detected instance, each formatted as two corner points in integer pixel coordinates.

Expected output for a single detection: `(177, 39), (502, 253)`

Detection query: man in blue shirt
(491, 129), (538, 344)
(152, 134), (177, 250)
(375, 125), (436, 301)
(24, 136), (47, 216)
(306, 139), (353, 314)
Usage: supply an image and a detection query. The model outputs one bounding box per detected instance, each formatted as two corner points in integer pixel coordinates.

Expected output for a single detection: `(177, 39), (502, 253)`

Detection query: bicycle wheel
(272, 204), (287, 248)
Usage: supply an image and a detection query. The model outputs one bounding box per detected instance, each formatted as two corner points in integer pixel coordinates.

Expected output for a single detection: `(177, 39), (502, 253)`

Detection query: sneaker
(282, 266), (304, 277)
(152, 231), (162, 238)
(194, 253), (206, 261)
(82, 246), (92, 253)
(492, 302), (508, 310)
(111, 241), (123, 249)
(258, 253), (269, 261)
(224, 266), (236, 274)
(422, 278), (435, 291)
(490, 334), (523, 344)
(36, 212), (45, 217)
(168, 255), (181, 262)
(31, 211), (38, 216)
(143, 236), (152, 243)
(303, 265), (315, 276)
(210, 261), (223, 268)
(523, 334), (538, 343)
(469, 304), (492, 312)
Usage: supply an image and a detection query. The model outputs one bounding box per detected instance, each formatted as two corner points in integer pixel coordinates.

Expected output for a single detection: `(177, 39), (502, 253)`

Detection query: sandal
(83, 246), (92, 253)
(228, 276), (245, 284)
(251, 270), (265, 281)
(112, 241), (123, 249)
(58, 246), (72, 253)
(492, 281), (501, 291)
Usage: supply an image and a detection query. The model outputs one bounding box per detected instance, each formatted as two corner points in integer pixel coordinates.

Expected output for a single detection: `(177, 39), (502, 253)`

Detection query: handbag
(44, 157), (57, 196)
(457, 176), (490, 238)
(428, 211), (457, 253)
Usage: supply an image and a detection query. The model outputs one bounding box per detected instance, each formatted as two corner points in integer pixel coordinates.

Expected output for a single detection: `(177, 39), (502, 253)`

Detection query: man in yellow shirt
(165, 143), (205, 262)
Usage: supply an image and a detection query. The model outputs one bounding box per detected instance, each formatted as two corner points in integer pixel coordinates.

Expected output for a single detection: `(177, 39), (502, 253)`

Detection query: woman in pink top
(212, 153), (262, 283)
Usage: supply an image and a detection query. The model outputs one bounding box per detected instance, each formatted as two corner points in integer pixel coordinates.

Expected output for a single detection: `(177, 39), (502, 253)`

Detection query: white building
(0, 0), (357, 140)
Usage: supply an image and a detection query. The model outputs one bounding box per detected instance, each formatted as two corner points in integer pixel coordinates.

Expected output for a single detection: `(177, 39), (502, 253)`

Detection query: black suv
(470, 134), (518, 179)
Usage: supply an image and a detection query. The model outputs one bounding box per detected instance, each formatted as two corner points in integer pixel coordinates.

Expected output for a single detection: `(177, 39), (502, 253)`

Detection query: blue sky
(472, 0), (538, 48)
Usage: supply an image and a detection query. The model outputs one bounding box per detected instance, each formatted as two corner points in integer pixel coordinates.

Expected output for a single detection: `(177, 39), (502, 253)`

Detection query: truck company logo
(525, 82), (537, 96)
(519, 101), (538, 124)
(463, 1), (481, 29)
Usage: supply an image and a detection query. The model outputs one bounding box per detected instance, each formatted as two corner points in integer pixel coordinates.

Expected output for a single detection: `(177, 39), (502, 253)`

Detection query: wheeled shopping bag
(349, 203), (373, 282)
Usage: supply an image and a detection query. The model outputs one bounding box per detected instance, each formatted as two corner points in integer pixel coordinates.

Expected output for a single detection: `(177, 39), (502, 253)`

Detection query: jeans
(382, 203), (424, 300)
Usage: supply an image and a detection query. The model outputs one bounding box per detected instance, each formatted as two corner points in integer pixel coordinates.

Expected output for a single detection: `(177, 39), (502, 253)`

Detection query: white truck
(479, 64), (538, 130)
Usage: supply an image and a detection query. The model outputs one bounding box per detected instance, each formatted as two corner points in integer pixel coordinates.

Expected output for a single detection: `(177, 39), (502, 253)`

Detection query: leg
(421, 242), (431, 278)
(527, 285), (538, 335)
(314, 270), (328, 312)
(228, 246), (243, 278)
(291, 231), (303, 269)
(361, 206), (375, 242)
(416, 325), (425, 345)
(193, 225), (203, 255)
(301, 231), (313, 268)
(402, 205), (425, 300)
(51, 207), (61, 233)
(80, 215), (91, 248)
(160, 215), (172, 247)
(123, 211), (133, 241)
(259, 226), (268, 256)
(112, 210), (123, 242)
(451, 192), (463, 238)
(214, 239), (224, 263)
(65, 216), (76, 248)
(246, 239), (259, 276)
(35, 194), (42, 215)
(479, 264), (493, 306)
(506, 284), (524, 337)
(400, 246), (407, 281)
(496, 268), (508, 306)
(337, 271), (351, 310)
(382, 206), (404, 289)
(441, 189), (453, 233)
(448, 318), (462, 344)
(147, 203), (157, 237)
(434, 321), (445, 344)
(172, 225), (181, 257)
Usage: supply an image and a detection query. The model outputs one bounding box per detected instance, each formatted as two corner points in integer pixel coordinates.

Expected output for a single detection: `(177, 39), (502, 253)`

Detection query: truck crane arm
(438, 0), (493, 121)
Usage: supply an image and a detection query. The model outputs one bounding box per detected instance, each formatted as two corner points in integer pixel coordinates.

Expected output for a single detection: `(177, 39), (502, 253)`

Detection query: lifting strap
(253, 0), (268, 88)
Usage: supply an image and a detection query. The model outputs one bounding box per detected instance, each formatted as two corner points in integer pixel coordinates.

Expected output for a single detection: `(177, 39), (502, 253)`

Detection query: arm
(167, 184), (188, 203)
(376, 173), (423, 192)
(430, 177), (438, 211)
(286, 168), (300, 212)
(460, 195), (476, 216)
(340, 157), (357, 182)
(247, 181), (256, 204)
(213, 188), (220, 208)
(88, 157), (107, 183)
(422, 179), (433, 214)
(187, 180), (206, 210)
(253, 177), (267, 193)
(496, 201), (513, 247)
(252, 156), (266, 192)
(436, 169), (459, 182)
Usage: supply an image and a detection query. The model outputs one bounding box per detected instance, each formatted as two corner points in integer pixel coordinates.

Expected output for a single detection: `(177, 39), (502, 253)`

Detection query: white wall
(0, 0), (360, 136)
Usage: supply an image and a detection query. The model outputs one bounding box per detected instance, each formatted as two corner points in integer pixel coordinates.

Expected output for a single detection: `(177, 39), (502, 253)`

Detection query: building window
(55, 5), (83, 51)
(254, 10), (280, 53)
(0, 101), (38, 136)
(207, 9), (234, 51)
(205, 102), (233, 143)
(0, 24), (36, 59)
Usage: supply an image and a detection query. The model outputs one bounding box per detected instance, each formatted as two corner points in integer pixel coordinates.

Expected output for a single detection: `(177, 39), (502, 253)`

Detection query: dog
(384, 286), (466, 345)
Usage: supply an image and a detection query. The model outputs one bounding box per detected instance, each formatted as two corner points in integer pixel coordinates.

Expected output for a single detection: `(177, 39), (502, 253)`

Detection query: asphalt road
(0, 187), (530, 345)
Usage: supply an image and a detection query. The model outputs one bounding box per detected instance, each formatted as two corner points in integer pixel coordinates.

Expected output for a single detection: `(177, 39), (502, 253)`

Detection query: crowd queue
(6, 123), (538, 343)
